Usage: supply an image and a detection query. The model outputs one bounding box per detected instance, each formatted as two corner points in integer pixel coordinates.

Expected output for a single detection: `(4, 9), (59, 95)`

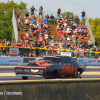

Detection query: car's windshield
(43, 57), (62, 63)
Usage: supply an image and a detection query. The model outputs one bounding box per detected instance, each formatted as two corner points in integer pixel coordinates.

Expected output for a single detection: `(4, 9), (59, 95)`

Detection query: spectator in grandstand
(72, 36), (76, 46)
(57, 44), (61, 55)
(66, 26), (72, 36)
(53, 45), (57, 54)
(77, 39), (82, 47)
(56, 23), (60, 31)
(30, 18), (35, 26)
(81, 10), (86, 24)
(63, 16), (68, 22)
(24, 12), (29, 21)
(26, 32), (30, 38)
(78, 34), (83, 39)
(31, 15), (36, 21)
(97, 48), (100, 59)
(50, 14), (54, 24)
(43, 22), (48, 29)
(77, 25), (84, 35)
(62, 41), (67, 49)
(57, 8), (61, 19)
(45, 13), (49, 22)
(17, 17), (22, 27)
(42, 17), (48, 24)
(23, 35), (28, 42)
(81, 38), (87, 48)
(88, 48), (92, 58)
(88, 39), (94, 48)
(28, 5), (38, 16)
(17, 12), (20, 19)
(15, 12), (17, 20)
(31, 26), (35, 33)
(83, 27), (90, 36)
(75, 16), (80, 25)
(63, 21), (68, 28)
(25, 18), (30, 25)
(0, 41), (3, 56)
(79, 48), (84, 58)
(70, 15), (74, 25)
(57, 28), (63, 35)
(67, 35), (72, 48)
(72, 21), (77, 30)
(39, 6), (43, 19)
(24, 25), (28, 32)
(34, 35), (39, 47)
(58, 17), (62, 22)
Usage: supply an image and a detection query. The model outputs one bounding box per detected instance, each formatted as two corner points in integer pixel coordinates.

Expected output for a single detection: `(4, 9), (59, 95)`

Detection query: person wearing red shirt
(57, 28), (63, 35)
(23, 35), (28, 41)
(53, 45), (57, 54)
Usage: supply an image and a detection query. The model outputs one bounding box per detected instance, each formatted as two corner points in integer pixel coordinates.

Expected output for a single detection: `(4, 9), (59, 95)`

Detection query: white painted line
(0, 73), (16, 76)
(0, 66), (16, 68)
(82, 72), (100, 75)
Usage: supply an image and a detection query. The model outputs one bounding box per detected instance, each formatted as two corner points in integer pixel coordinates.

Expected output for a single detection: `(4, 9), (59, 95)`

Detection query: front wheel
(73, 70), (78, 78)
(51, 71), (57, 79)
(22, 76), (28, 80)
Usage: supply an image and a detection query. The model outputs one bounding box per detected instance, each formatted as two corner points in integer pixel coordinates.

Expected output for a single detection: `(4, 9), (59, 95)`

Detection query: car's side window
(62, 57), (73, 64)
(65, 57), (72, 63)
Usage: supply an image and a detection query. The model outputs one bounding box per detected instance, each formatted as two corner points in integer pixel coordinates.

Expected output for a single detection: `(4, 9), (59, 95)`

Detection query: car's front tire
(73, 70), (78, 78)
(22, 76), (28, 80)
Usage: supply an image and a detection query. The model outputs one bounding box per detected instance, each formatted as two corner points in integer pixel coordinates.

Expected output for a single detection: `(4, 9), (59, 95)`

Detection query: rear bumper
(16, 74), (44, 78)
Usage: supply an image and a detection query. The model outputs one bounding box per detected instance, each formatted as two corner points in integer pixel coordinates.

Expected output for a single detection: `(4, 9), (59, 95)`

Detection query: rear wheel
(73, 70), (78, 78)
(22, 76), (28, 80)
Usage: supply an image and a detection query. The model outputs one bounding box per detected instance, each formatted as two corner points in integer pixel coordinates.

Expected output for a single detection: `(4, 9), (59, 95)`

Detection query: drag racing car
(14, 55), (86, 79)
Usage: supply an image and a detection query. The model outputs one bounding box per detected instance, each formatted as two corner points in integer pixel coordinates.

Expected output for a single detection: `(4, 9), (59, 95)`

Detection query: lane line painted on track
(0, 73), (16, 76)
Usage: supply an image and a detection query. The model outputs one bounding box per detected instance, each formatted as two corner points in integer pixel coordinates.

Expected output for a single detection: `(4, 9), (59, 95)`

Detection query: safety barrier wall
(0, 79), (100, 100)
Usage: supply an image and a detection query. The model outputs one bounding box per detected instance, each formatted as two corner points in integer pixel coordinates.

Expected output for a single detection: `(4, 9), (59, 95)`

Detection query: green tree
(89, 18), (100, 47)
(0, 1), (27, 40)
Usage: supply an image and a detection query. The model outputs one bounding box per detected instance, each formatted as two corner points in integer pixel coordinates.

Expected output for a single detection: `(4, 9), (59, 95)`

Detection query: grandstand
(10, 8), (97, 58)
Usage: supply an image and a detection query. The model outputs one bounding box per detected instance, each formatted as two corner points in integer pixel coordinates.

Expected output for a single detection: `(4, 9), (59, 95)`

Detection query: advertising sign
(9, 48), (19, 54)
(9, 57), (23, 65)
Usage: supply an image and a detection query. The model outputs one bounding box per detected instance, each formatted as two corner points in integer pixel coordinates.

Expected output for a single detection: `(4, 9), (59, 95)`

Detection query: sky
(1, 0), (99, 19)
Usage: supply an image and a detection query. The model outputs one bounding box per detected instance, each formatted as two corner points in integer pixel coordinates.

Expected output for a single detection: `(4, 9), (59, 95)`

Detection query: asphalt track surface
(0, 66), (100, 80)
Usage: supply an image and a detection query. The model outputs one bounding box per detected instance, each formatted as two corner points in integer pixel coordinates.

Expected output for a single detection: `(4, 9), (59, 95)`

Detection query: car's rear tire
(73, 70), (78, 78)
(22, 76), (28, 80)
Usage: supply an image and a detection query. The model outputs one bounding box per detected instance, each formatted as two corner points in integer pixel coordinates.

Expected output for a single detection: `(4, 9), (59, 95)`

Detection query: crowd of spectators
(0, 6), (99, 58)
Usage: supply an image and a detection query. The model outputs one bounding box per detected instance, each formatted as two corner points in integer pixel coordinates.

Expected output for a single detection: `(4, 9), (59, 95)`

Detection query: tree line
(0, 1), (27, 40)
(89, 18), (100, 47)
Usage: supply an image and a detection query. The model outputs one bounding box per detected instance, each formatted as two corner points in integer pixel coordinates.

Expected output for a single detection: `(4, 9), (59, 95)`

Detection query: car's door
(60, 57), (74, 77)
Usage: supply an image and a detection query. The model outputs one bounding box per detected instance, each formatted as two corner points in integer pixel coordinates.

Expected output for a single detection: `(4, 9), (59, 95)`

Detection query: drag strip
(0, 66), (100, 80)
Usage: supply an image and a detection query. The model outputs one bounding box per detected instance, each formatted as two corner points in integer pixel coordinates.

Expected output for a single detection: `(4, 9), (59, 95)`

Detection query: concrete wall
(0, 79), (100, 100)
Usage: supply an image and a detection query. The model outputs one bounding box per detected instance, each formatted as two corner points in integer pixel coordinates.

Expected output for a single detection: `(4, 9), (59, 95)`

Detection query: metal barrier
(85, 16), (95, 46)
(12, 9), (18, 42)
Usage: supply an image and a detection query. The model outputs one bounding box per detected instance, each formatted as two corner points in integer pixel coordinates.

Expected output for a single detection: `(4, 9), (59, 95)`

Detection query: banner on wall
(9, 57), (23, 65)
(9, 48), (19, 54)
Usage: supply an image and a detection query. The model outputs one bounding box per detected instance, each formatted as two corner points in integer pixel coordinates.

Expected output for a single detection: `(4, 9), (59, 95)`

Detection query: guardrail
(85, 16), (95, 46)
